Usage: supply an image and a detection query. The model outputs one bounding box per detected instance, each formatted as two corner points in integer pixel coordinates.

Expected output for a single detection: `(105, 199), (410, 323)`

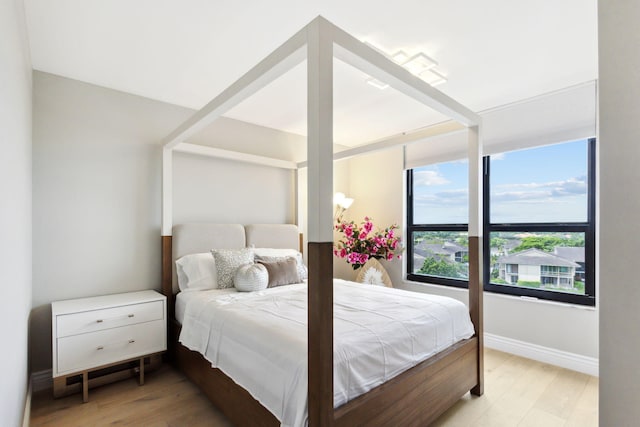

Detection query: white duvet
(179, 279), (474, 427)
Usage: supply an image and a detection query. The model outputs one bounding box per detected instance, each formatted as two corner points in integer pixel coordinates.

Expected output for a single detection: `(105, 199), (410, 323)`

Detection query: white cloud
(492, 176), (587, 203)
(415, 189), (468, 207)
(413, 170), (450, 186)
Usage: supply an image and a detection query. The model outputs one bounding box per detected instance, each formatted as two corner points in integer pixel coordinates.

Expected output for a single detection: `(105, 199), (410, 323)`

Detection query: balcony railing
(540, 271), (573, 278)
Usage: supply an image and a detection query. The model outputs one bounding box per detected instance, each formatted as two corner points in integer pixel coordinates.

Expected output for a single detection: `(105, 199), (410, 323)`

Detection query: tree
(419, 257), (463, 278)
(511, 235), (585, 253)
(455, 236), (468, 247)
(512, 236), (564, 253)
(490, 237), (508, 252)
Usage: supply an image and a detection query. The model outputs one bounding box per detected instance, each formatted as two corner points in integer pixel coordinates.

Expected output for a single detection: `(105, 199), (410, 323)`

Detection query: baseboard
(31, 369), (53, 393)
(23, 377), (32, 427)
(484, 333), (599, 377)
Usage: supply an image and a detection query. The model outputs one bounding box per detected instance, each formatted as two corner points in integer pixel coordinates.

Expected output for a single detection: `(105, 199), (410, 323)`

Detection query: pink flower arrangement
(334, 217), (403, 270)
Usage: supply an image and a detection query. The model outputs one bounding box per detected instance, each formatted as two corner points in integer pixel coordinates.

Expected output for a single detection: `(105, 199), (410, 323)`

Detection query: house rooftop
(417, 241), (467, 256)
(554, 246), (585, 263)
(497, 248), (579, 267)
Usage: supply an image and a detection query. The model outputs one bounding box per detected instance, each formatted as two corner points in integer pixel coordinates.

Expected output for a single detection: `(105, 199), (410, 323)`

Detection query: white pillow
(253, 248), (308, 280)
(175, 253), (217, 291)
(234, 263), (269, 292)
(211, 248), (254, 289)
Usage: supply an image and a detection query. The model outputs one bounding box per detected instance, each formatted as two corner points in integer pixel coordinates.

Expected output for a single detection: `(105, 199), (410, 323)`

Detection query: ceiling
(24, 0), (598, 147)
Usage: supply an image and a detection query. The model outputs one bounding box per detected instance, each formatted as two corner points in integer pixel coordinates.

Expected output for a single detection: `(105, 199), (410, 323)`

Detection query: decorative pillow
(253, 248), (308, 280)
(254, 254), (308, 282)
(257, 257), (301, 288)
(355, 258), (393, 287)
(298, 262), (309, 281)
(175, 253), (217, 291)
(211, 248), (254, 289)
(234, 263), (269, 292)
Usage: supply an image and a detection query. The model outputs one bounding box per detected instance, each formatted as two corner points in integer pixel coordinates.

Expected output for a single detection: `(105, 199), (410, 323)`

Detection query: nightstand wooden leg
(139, 357), (144, 385)
(82, 372), (89, 403)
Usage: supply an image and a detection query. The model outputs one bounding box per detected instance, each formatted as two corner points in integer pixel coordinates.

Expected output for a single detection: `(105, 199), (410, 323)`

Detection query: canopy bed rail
(160, 15), (483, 427)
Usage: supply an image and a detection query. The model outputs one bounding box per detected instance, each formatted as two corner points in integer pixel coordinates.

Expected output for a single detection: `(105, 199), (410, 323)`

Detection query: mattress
(178, 280), (475, 427)
(175, 288), (238, 324)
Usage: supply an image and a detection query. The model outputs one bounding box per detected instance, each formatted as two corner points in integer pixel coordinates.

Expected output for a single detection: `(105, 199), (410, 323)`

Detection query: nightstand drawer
(57, 300), (164, 338)
(56, 320), (165, 375)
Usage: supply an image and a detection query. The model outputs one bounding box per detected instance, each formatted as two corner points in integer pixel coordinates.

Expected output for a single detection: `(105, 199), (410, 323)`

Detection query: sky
(413, 139), (589, 224)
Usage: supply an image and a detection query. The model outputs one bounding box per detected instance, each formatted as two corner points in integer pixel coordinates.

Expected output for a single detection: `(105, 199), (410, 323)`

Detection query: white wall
(297, 158), (353, 278)
(31, 72), (301, 372)
(0, 0), (32, 425)
(173, 152), (295, 225)
(340, 149), (405, 283)
(598, 1), (640, 424)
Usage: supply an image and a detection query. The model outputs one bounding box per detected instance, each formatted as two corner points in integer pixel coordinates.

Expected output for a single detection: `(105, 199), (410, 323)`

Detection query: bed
(160, 16), (483, 427)
(161, 223), (482, 426)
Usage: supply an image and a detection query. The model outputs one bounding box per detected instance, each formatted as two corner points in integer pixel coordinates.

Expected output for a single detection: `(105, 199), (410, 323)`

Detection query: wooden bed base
(170, 320), (478, 427)
(172, 321), (279, 426)
(162, 233), (483, 426)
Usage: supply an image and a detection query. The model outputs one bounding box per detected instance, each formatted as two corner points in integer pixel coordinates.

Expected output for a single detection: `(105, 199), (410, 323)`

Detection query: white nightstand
(51, 290), (167, 402)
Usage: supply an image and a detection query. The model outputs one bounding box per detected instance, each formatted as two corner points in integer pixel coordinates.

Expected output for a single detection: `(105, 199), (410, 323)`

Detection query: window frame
(406, 138), (596, 306)
(406, 171), (469, 289)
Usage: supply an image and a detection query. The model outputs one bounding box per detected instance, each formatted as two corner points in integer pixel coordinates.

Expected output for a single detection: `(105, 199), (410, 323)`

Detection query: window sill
(401, 279), (597, 311)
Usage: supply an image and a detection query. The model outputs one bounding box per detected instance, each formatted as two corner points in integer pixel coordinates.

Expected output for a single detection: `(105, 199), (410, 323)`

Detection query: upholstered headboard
(170, 223), (301, 293)
(245, 224), (300, 249)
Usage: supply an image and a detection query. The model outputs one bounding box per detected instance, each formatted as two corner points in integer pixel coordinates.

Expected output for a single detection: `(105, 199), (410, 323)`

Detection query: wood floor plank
(518, 407), (566, 427)
(484, 348), (511, 373)
(433, 351), (537, 427)
(430, 350), (595, 427)
(532, 367), (590, 420)
(564, 375), (599, 427)
(31, 350), (598, 427)
(474, 359), (561, 426)
(430, 393), (493, 427)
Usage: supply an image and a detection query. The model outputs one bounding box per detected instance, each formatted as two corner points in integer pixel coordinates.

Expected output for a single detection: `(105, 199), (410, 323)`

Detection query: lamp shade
(340, 197), (354, 209)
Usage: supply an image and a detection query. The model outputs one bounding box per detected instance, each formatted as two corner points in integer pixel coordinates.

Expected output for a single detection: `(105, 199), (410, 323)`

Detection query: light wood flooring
(30, 349), (597, 426)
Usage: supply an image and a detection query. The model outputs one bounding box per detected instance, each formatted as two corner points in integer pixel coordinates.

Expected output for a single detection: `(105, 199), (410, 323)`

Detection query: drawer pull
(95, 314), (135, 323)
(128, 339), (136, 344)
(97, 346), (104, 350)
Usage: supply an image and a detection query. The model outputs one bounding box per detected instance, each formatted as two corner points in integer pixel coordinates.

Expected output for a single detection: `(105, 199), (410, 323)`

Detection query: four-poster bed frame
(160, 16), (484, 426)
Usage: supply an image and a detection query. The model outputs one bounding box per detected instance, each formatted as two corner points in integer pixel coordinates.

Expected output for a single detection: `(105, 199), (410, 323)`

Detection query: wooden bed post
(468, 125), (484, 396)
(307, 17), (335, 427)
(161, 238), (173, 319)
(161, 147), (175, 356)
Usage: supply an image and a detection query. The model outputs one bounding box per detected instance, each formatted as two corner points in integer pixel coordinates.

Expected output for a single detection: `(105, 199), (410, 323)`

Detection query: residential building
(555, 246), (586, 281)
(497, 248), (580, 289)
(415, 241), (468, 263)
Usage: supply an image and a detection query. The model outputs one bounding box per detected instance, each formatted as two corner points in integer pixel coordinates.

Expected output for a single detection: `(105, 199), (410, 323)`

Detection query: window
(407, 138), (596, 306)
(406, 161), (469, 287)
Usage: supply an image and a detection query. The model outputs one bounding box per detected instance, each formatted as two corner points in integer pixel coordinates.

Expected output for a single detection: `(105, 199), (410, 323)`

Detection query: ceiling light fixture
(399, 52), (438, 75)
(391, 50), (410, 65)
(364, 44), (448, 89)
(420, 68), (448, 87)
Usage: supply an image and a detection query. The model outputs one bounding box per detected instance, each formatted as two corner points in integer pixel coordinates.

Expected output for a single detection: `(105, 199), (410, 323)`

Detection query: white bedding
(179, 280), (474, 427)
(175, 287), (238, 324)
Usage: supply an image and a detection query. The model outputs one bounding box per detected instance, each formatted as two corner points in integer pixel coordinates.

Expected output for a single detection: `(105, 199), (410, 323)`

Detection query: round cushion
(234, 263), (269, 292)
